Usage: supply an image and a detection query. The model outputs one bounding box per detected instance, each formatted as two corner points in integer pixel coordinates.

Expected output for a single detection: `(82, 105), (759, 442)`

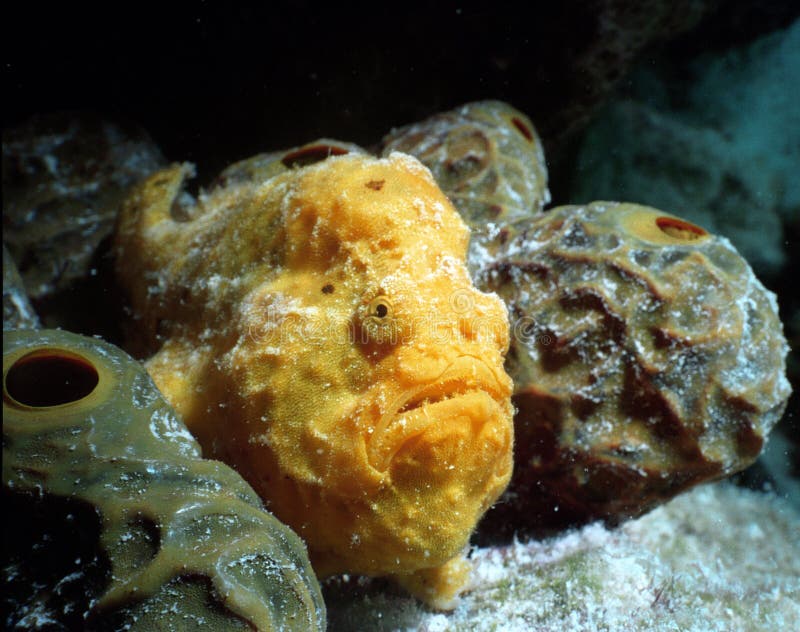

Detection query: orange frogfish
(114, 151), (514, 608)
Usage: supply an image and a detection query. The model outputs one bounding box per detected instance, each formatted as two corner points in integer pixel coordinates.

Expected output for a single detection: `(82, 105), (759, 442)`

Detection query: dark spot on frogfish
(365, 179), (385, 191)
(322, 284), (335, 294)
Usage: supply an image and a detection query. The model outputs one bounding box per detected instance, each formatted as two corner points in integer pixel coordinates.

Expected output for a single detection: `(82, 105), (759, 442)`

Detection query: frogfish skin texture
(114, 152), (514, 609)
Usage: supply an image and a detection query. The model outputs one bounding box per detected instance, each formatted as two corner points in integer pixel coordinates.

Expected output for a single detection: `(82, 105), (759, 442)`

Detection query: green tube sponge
(2, 329), (325, 631)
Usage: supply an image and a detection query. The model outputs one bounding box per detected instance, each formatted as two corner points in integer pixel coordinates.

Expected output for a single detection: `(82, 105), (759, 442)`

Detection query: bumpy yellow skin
(115, 152), (514, 608)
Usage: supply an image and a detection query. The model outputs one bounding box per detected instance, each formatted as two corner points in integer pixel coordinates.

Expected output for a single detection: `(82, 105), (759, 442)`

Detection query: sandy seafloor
(325, 482), (799, 631)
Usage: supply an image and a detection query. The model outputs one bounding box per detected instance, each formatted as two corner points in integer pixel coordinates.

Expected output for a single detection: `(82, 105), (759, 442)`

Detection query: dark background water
(6, 2), (796, 188)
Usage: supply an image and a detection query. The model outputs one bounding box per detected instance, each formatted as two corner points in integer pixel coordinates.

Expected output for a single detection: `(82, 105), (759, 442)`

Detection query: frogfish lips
(367, 355), (513, 475)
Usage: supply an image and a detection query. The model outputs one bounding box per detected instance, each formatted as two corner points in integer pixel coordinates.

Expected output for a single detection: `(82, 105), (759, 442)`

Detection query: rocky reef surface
(325, 482), (800, 631)
(572, 19), (800, 279)
(2, 114), (165, 299)
(2, 244), (39, 331)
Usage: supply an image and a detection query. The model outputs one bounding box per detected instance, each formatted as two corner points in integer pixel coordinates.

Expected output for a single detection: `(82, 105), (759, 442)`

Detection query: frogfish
(114, 151), (514, 608)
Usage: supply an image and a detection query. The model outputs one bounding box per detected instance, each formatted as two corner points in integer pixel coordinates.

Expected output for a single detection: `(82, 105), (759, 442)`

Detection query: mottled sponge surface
(476, 202), (791, 534)
(380, 100), (550, 275)
(114, 152), (514, 608)
(381, 100), (549, 227)
(3, 329), (325, 631)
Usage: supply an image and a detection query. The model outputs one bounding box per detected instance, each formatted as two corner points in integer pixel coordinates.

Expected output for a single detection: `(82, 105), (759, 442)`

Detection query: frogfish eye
(356, 295), (399, 349)
(367, 296), (393, 320)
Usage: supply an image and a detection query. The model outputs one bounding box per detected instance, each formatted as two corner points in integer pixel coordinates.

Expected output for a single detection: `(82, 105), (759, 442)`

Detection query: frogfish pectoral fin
(390, 554), (472, 611)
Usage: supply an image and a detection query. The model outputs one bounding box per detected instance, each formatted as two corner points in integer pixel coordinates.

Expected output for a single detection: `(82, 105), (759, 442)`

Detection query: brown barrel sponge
(478, 202), (791, 536)
(380, 100), (550, 274)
